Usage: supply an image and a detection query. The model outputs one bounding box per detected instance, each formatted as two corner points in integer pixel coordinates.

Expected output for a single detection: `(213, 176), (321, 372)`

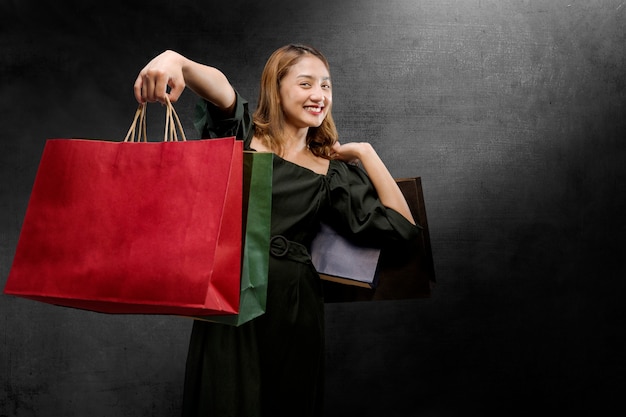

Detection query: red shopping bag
(4, 101), (243, 316)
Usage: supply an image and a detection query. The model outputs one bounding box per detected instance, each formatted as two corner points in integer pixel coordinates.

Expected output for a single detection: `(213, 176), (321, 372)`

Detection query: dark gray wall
(2, 0), (625, 416)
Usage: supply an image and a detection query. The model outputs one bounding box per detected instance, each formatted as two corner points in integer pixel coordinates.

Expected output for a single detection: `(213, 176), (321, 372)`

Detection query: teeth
(305, 106), (322, 112)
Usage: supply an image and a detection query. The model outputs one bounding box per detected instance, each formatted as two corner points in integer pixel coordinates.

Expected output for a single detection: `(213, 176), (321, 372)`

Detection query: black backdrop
(1, 1), (625, 416)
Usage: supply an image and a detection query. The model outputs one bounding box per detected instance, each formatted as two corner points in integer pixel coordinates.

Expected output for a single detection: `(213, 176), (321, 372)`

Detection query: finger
(153, 75), (170, 104)
(167, 79), (185, 103)
(133, 72), (147, 104)
(136, 72), (155, 103)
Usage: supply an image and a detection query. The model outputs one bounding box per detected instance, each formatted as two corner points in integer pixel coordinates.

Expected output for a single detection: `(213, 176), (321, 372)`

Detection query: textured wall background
(1, 0), (625, 416)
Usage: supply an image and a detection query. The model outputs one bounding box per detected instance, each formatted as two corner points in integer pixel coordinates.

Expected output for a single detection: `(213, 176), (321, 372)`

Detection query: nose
(311, 88), (326, 104)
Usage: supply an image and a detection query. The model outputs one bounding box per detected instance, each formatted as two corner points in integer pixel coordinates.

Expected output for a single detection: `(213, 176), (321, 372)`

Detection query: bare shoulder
(250, 136), (272, 152)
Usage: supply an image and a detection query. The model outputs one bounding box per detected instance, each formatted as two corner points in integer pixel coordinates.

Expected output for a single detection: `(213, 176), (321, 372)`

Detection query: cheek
(278, 84), (291, 104)
(279, 90), (297, 106)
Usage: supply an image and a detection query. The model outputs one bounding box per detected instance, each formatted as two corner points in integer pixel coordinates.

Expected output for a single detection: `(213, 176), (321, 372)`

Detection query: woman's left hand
(330, 141), (371, 165)
(330, 141), (416, 225)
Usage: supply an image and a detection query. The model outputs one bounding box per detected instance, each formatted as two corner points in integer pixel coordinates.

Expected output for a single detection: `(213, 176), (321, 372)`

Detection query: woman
(134, 44), (419, 417)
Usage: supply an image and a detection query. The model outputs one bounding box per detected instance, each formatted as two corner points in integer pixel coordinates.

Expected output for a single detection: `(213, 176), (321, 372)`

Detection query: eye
(300, 82), (312, 88)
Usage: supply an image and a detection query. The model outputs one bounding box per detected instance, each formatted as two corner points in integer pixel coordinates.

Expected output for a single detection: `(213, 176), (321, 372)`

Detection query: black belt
(269, 235), (312, 265)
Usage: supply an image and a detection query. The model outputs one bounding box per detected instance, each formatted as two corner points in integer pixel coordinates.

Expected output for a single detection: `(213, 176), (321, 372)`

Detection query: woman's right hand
(134, 50), (188, 104)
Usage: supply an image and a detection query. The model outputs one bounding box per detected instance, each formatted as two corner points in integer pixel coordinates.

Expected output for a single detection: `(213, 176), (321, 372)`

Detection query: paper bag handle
(123, 95), (187, 143)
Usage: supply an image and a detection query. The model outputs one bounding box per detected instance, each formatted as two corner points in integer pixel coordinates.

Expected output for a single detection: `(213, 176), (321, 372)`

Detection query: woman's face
(279, 55), (332, 131)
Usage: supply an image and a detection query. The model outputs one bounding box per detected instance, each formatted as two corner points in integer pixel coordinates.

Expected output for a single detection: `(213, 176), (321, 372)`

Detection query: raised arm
(133, 50), (236, 114)
(331, 141), (416, 225)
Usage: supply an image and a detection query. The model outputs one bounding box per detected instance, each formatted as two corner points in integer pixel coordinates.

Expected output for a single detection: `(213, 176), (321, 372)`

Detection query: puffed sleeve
(193, 90), (254, 145)
(323, 161), (422, 247)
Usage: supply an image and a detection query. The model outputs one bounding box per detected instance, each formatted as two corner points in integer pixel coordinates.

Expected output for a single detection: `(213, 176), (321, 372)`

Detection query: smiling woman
(275, 58), (332, 138)
(252, 44), (336, 159)
(133, 43), (419, 417)
(251, 55), (333, 174)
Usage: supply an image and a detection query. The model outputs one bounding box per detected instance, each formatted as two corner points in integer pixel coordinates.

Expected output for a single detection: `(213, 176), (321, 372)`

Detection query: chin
(310, 115), (327, 127)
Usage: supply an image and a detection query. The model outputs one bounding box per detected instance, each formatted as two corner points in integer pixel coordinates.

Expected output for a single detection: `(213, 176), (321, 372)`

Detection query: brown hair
(253, 44), (338, 158)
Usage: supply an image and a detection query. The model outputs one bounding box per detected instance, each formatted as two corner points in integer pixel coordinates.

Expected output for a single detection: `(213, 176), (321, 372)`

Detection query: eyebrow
(297, 74), (331, 81)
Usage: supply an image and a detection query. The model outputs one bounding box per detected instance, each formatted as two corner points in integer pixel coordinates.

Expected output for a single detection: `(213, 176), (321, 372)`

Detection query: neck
(282, 126), (309, 154)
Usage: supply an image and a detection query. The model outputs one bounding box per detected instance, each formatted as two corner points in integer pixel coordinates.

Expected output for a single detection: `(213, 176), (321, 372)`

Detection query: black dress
(182, 94), (419, 417)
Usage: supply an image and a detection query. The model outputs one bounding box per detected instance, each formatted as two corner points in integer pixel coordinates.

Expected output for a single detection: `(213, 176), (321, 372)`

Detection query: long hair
(253, 44), (338, 158)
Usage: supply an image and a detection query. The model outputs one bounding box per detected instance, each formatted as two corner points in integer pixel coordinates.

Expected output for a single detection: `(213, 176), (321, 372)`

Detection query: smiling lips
(304, 105), (324, 115)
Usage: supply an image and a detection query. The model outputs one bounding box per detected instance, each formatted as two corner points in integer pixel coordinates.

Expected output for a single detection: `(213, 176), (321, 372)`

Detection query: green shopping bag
(194, 150), (273, 326)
